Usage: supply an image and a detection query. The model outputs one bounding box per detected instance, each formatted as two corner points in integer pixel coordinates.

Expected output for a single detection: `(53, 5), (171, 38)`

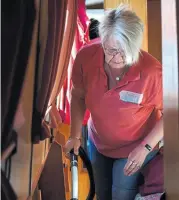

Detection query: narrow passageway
(1, 0), (179, 200)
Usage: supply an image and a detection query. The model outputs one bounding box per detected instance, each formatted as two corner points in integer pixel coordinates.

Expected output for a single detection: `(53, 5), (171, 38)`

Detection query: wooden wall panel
(161, 0), (179, 199)
(104, 0), (148, 51)
(147, 0), (162, 62)
(38, 142), (66, 200)
(31, 141), (46, 192)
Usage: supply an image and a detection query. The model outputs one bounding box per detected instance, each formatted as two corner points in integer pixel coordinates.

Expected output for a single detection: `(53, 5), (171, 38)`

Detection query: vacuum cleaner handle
(70, 147), (95, 200)
(70, 150), (78, 200)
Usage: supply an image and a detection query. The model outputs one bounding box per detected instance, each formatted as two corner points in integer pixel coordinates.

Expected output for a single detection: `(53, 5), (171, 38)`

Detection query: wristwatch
(141, 140), (152, 152)
(69, 136), (81, 141)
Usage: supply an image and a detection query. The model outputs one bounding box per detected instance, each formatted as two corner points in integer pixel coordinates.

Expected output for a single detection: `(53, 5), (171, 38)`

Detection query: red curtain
(47, 0), (78, 124)
(58, 0), (91, 125)
(31, 0), (69, 143)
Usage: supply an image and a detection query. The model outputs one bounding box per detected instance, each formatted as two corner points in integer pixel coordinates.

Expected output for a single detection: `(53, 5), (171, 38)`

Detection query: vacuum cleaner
(69, 147), (166, 200)
(70, 146), (95, 200)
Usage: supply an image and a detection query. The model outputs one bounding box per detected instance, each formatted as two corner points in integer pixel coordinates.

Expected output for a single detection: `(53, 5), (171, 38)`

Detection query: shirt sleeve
(145, 66), (163, 119)
(71, 50), (84, 90)
(154, 69), (163, 119)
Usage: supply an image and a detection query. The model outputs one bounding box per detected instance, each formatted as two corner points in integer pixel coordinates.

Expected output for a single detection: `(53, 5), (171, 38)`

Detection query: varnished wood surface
(161, 0), (179, 199)
(147, 0), (162, 62)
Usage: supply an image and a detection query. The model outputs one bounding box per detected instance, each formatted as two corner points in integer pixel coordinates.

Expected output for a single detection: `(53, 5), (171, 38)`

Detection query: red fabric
(71, 40), (163, 158)
(59, 0), (90, 125)
(140, 153), (164, 196)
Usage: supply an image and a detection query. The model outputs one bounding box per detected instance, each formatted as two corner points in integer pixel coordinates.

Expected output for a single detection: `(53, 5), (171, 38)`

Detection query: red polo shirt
(72, 39), (163, 158)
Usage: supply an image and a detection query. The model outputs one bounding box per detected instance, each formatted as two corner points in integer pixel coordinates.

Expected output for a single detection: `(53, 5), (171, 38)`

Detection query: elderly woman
(64, 4), (163, 200)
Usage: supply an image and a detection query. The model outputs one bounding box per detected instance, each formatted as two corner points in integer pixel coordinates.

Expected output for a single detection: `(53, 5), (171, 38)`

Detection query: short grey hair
(99, 4), (144, 65)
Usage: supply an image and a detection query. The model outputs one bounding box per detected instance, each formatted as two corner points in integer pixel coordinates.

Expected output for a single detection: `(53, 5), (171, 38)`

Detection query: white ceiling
(85, 0), (103, 6)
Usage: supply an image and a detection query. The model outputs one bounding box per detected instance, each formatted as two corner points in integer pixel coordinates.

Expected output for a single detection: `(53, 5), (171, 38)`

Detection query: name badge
(119, 90), (143, 104)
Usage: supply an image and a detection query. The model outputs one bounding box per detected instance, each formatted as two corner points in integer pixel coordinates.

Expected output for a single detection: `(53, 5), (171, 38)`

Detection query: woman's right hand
(63, 137), (81, 158)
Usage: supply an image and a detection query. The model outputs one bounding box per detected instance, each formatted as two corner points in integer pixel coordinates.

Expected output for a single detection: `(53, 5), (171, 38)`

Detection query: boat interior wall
(161, 0), (179, 199)
(2, 0), (179, 199)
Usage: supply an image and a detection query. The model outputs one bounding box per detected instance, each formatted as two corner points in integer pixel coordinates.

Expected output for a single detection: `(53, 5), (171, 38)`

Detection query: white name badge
(119, 90), (143, 104)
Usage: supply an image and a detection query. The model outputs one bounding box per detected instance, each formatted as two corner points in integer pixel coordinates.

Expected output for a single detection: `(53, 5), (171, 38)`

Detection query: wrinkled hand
(63, 138), (81, 159)
(124, 144), (149, 176)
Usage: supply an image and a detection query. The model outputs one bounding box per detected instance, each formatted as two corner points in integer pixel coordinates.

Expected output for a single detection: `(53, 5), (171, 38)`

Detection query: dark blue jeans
(87, 138), (158, 200)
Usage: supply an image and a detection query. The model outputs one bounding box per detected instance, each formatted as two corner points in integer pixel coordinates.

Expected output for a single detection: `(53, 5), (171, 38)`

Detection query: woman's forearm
(70, 90), (86, 138)
(143, 117), (163, 149)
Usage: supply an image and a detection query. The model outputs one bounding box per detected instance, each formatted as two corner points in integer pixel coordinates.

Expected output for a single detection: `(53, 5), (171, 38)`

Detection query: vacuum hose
(70, 146), (95, 200)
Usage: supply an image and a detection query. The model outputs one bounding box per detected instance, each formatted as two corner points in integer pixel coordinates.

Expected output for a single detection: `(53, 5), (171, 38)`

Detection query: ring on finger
(130, 160), (137, 165)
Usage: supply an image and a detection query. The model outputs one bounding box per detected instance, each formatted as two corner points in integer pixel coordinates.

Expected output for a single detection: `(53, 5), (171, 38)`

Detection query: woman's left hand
(124, 144), (150, 176)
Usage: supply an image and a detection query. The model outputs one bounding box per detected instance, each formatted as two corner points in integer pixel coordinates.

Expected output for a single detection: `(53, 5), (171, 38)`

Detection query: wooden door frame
(161, 0), (179, 199)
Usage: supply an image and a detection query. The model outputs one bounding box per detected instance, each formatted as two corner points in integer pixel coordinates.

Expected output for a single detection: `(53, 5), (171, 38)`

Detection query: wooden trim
(86, 3), (103, 9)
(30, 143), (52, 197)
(161, 0), (179, 199)
(1, 142), (16, 162)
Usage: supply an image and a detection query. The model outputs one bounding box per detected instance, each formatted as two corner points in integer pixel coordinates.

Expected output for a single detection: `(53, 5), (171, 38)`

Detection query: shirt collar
(125, 64), (141, 82)
(93, 41), (141, 83)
